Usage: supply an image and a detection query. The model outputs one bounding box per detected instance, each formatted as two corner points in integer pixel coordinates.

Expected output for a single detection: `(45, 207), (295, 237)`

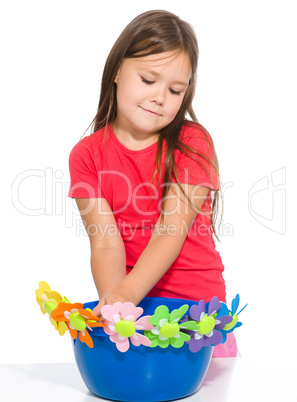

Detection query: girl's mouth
(140, 107), (161, 116)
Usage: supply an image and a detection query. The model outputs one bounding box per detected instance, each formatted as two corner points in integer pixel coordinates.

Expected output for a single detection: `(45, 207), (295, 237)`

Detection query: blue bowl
(72, 297), (213, 402)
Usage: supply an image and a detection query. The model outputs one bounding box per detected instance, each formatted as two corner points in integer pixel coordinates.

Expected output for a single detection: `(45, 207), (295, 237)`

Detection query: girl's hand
(92, 287), (134, 319)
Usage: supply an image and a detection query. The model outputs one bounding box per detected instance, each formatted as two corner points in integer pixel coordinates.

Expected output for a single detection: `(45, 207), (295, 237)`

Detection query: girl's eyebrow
(140, 69), (189, 86)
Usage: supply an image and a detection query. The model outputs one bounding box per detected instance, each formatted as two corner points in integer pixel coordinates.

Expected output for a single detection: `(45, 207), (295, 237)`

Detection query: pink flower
(101, 302), (153, 352)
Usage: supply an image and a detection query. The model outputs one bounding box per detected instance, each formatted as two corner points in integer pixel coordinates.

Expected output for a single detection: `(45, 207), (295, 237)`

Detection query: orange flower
(51, 302), (105, 348)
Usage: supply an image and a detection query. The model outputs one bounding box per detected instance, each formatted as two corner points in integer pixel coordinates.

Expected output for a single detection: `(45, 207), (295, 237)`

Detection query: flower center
(44, 300), (58, 315)
(159, 322), (180, 338)
(197, 314), (215, 335)
(115, 320), (136, 337)
(224, 313), (238, 331)
(70, 312), (87, 331)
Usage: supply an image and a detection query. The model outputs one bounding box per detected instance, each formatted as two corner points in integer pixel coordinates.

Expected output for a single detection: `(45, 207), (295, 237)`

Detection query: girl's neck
(111, 122), (159, 151)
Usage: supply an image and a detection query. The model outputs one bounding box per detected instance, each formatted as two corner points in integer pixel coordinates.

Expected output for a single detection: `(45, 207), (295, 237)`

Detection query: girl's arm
(95, 184), (210, 313)
(75, 198), (127, 302)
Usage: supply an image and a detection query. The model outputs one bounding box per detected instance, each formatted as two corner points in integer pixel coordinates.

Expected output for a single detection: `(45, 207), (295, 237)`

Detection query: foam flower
(51, 302), (105, 348)
(144, 304), (198, 349)
(35, 281), (68, 336)
(217, 294), (247, 343)
(101, 302), (153, 353)
(185, 296), (233, 352)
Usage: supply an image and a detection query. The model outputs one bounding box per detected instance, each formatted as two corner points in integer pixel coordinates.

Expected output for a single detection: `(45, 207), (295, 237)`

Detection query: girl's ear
(114, 63), (122, 84)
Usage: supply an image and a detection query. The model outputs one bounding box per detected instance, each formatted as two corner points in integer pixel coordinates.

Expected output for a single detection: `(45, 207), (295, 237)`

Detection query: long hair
(83, 10), (223, 241)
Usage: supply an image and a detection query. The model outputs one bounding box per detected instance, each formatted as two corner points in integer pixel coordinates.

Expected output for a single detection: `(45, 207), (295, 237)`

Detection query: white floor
(1, 356), (296, 402)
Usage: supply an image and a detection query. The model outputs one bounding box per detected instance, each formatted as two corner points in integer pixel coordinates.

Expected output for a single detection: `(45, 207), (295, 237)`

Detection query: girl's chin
(128, 121), (163, 134)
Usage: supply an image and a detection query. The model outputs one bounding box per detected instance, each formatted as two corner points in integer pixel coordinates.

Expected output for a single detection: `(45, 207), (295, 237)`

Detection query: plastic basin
(72, 297), (213, 402)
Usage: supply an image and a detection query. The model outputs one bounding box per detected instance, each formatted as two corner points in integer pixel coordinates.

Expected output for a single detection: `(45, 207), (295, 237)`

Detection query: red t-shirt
(68, 122), (226, 302)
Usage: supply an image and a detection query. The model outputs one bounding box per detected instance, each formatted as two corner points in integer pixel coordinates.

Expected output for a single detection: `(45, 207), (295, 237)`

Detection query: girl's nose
(149, 87), (165, 107)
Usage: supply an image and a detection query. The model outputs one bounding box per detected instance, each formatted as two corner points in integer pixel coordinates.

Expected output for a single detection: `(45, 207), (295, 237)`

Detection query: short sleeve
(172, 124), (219, 191)
(68, 137), (104, 198)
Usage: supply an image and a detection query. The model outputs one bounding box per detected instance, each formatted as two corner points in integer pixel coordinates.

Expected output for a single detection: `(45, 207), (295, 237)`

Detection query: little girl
(68, 10), (237, 357)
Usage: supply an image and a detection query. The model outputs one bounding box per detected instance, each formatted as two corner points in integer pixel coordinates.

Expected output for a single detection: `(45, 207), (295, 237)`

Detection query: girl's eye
(169, 89), (181, 96)
(140, 77), (154, 85)
(140, 76), (181, 96)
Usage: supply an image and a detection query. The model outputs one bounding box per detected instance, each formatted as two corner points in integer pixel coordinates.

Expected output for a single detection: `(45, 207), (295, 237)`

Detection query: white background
(1, 0), (296, 364)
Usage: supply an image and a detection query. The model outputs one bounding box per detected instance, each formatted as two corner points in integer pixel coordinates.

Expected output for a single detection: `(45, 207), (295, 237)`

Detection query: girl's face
(114, 51), (192, 136)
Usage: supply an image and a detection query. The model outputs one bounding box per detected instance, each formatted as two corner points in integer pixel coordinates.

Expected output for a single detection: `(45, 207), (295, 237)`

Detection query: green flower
(144, 304), (199, 349)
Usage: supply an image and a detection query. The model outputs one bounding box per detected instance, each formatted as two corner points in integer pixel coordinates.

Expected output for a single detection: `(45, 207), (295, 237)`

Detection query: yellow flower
(35, 281), (68, 336)
(49, 317), (68, 336)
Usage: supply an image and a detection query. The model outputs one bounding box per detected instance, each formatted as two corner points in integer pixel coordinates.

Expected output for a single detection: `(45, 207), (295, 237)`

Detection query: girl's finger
(92, 304), (101, 317)
(98, 314), (105, 323)
(92, 299), (105, 317)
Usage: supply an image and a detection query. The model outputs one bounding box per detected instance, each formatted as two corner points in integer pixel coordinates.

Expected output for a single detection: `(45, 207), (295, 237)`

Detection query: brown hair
(83, 10), (223, 241)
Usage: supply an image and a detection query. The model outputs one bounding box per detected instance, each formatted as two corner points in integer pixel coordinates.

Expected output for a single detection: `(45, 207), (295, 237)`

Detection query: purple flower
(185, 296), (233, 353)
